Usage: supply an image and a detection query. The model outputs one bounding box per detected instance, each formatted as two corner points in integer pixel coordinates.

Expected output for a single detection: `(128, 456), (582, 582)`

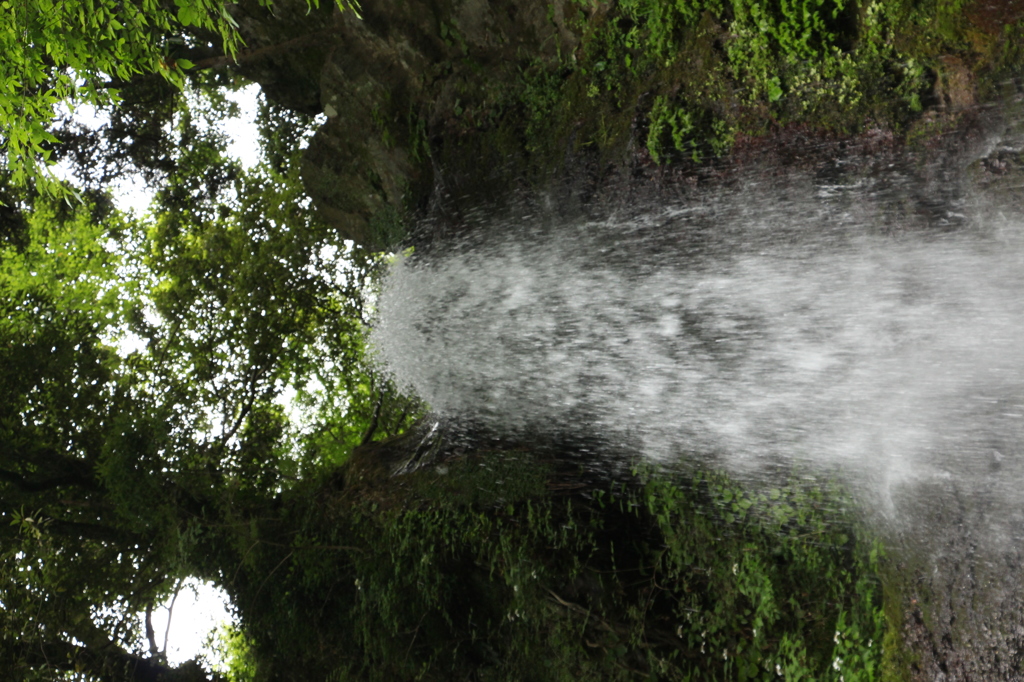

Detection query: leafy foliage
(606, 0), (931, 162)
(220, 450), (886, 681)
(0, 78), (416, 679)
(1, 0), (234, 193)
(0, 191), (173, 679)
(0, 0), (358, 196)
(439, 0), (1021, 179)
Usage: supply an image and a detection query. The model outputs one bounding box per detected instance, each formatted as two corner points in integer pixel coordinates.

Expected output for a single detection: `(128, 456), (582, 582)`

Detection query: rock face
(228, 0), (583, 250)
(227, 0), (335, 115)
(225, 0), (1024, 253)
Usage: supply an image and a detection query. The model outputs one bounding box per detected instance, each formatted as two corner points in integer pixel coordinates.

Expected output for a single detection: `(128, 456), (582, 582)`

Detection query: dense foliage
(0, 0), (358, 195)
(222, 449), (889, 681)
(0, 80), (418, 679)
(422, 0), (1024, 200)
(2, 0), (238, 193)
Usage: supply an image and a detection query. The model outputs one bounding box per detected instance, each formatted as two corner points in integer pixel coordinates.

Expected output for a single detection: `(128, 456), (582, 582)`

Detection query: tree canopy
(0, 0), (360, 195)
(1, 58), (419, 678)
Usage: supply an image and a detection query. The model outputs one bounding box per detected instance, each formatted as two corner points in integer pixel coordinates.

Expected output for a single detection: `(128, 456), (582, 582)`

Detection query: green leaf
(220, 4), (239, 28)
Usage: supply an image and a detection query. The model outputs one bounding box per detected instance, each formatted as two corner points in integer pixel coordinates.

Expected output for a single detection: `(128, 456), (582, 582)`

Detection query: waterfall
(369, 99), (1024, 678)
(374, 155), (1024, 502)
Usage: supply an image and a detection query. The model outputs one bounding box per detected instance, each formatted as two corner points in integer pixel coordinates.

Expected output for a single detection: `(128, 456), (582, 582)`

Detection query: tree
(0, 76), (418, 678)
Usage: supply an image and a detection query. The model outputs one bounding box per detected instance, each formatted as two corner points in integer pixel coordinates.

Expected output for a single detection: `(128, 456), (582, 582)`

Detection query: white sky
(222, 85), (263, 171)
(149, 578), (234, 667)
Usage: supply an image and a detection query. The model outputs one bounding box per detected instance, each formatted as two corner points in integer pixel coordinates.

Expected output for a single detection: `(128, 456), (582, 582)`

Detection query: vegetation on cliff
(272, 0), (1024, 249)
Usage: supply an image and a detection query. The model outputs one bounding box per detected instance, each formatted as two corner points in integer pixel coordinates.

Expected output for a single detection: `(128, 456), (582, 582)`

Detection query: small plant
(550, 0), (952, 167)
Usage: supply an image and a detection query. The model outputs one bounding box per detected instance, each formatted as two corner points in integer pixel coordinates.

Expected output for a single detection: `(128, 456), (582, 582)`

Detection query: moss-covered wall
(218, 433), (891, 681)
(232, 0), (1023, 250)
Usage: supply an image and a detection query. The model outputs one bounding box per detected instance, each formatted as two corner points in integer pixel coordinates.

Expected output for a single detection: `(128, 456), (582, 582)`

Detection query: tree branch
(0, 467), (95, 492)
(0, 449), (99, 492)
(217, 363), (268, 454)
(97, 27), (347, 91)
(185, 28), (344, 72)
(145, 605), (159, 657)
(360, 383), (383, 446)
(5, 634), (222, 682)
(163, 577), (184, 656)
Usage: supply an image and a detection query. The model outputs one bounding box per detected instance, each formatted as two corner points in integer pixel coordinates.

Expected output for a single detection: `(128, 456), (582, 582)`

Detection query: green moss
(365, 202), (408, 251)
(875, 564), (917, 681)
(430, 0), (1024, 190)
(977, 20), (1024, 101)
(904, 110), (965, 149)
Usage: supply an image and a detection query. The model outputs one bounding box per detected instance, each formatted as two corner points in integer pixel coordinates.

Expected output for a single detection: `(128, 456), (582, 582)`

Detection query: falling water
(372, 106), (1024, 675)
(376, 165), (1024, 483)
